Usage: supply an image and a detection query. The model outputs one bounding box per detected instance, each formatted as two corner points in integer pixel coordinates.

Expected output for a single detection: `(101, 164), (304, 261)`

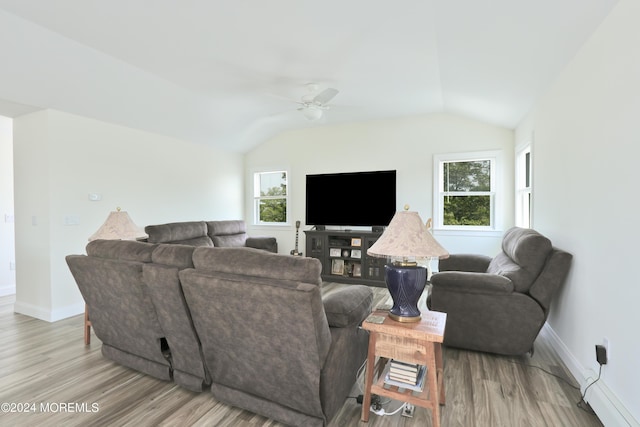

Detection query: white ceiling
(0, 0), (619, 152)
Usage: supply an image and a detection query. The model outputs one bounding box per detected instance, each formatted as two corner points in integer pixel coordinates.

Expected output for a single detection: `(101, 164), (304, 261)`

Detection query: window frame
(515, 144), (532, 228)
(252, 170), (290, 226)
(433, 150), (503, 234)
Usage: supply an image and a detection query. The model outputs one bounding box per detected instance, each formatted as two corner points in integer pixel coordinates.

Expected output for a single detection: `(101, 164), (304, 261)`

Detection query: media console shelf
(304, 229), (386, 287)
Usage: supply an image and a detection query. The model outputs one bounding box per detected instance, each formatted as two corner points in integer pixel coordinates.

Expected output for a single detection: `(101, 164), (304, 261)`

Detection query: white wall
(0, 115), (15, 296)
(516, 0), (640, 424)
(245, 113), (514, 256)
(13, 109), (244, 321)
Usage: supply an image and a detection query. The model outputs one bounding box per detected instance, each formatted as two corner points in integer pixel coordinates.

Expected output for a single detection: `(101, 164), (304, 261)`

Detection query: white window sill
(433, 228), (503, 238)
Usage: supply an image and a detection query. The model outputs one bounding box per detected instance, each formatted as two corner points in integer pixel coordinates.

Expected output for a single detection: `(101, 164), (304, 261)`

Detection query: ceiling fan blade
(313, 88), (339, 105)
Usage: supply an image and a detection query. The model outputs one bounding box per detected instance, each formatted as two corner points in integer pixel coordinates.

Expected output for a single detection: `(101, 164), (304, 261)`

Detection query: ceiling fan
(296, 83), (339, 121)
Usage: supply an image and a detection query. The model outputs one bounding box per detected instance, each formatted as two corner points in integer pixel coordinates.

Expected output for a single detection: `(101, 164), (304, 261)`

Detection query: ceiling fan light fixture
(301, 106), (323, 120)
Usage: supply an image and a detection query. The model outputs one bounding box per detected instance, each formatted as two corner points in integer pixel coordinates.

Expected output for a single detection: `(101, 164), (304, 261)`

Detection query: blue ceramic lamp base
(384, 264), (427, 323)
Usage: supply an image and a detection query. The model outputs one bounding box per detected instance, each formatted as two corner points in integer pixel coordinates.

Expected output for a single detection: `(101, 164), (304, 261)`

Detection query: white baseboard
(541, 324), (639, 427)
(14, 300), (84, 322)
(0, 284), (16, 296)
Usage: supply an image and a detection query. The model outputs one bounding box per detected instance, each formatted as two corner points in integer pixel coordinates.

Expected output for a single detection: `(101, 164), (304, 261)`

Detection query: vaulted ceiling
(0, 0), (619, 152)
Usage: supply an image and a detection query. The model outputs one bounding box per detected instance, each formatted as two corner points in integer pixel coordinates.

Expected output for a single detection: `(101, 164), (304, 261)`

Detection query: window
(433, 151), (501, 231)
(253, 171), (288, 224)
(515, 145), (532, 228)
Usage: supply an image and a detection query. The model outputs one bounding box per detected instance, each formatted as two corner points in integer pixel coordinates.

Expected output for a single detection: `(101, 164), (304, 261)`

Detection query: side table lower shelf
(369, 354), (445, 415)
(360, 310), (447, 427)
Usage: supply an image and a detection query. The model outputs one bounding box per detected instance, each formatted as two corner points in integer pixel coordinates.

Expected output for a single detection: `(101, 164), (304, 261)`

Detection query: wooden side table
(361, 310), (446, 427)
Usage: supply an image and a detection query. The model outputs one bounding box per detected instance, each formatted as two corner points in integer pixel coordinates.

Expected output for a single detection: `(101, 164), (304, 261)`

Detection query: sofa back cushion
(206, 220), (248, 247)
(179, 267), (330, 419)
(142, 263), (209, 391)
(66, 254), (169, 368)
(151, 244), (195, 269)
(193, 246), (323, 286)
(145, 221), (214, 246)
(86, 239), (156, 262)
(528, 248), (573, 311)
(487, 227), (552, 292)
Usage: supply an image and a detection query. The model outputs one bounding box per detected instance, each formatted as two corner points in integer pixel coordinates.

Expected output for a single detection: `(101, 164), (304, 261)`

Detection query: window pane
(443, 160), (490, 192)
(443, 195), (490, 226)
(525, 152), (531, 188)
(254, 171), (288, 224)
(260, 172), (287, 196)
(258, 198), (287, 223)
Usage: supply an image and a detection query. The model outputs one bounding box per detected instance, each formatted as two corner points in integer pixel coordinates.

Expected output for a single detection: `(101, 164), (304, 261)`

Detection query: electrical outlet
(64, 215), (80, 226)
(401, 403), (415, 418)
(603, 337), (610, 362)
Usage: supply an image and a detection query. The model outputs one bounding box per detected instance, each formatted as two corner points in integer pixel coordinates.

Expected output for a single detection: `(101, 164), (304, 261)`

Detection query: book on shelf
(383, 362), (427, 392)
(390, 359), (419, 370)
(389, 370), (418, 383)
(390, 360), (419, 375)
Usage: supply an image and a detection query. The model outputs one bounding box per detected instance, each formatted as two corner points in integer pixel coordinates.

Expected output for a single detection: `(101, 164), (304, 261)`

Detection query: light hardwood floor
(0, 288), (602, 427)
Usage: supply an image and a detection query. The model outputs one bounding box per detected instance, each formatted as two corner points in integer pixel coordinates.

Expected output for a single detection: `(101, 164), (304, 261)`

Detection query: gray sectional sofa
(66, 239), (372, 427)
(145, 219), (278, 253)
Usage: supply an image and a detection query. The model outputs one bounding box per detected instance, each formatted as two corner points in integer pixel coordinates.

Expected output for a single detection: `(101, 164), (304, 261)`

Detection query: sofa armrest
(431, 271), (514, 295)
(322, 285), (373, 327)
(438, 254), (492, 272)
(246, 236), (278, 253)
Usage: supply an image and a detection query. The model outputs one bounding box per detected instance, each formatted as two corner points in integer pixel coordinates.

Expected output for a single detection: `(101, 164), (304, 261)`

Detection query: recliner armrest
(438, 254), (492, 272)
(246, 236), (278, 253)
(322, 285), (373, 328)
(431, 271), (514, 295)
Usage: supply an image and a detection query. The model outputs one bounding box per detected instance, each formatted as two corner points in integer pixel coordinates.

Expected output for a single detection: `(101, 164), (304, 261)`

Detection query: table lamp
(88, 207), (148, 241)
(367, 206), (449, 322)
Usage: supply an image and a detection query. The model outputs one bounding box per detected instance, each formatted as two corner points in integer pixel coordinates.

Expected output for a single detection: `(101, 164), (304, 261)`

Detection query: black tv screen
(305, 170), (396, 227)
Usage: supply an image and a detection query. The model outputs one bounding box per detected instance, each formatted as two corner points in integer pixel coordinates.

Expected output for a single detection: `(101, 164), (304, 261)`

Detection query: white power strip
(370, 402), (408, 417)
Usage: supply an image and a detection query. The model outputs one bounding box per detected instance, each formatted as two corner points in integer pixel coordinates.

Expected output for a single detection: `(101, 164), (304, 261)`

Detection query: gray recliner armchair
(428, 227), (572, 355)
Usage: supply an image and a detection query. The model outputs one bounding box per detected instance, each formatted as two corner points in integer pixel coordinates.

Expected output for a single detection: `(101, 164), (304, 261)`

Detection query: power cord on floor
(508, 358), (601, 416)
(354, 359), (391, 406)
(507, 360), (580, 391)
(577, 364), (602, 415)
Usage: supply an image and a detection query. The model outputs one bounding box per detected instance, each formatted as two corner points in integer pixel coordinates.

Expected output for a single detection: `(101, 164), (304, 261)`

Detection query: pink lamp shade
(368, 210), (449, 262)
(88, 208), (148, 241)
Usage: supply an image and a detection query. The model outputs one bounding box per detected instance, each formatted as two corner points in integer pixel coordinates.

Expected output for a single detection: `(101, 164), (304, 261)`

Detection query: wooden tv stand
(304, 229), (386, 287)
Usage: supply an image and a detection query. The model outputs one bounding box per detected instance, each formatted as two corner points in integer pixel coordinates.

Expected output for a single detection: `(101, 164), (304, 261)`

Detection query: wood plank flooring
(0, 287), (602, 427)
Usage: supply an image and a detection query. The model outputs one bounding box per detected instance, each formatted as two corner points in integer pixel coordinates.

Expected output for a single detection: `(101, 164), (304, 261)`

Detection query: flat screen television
(305, 170), (396, 228)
